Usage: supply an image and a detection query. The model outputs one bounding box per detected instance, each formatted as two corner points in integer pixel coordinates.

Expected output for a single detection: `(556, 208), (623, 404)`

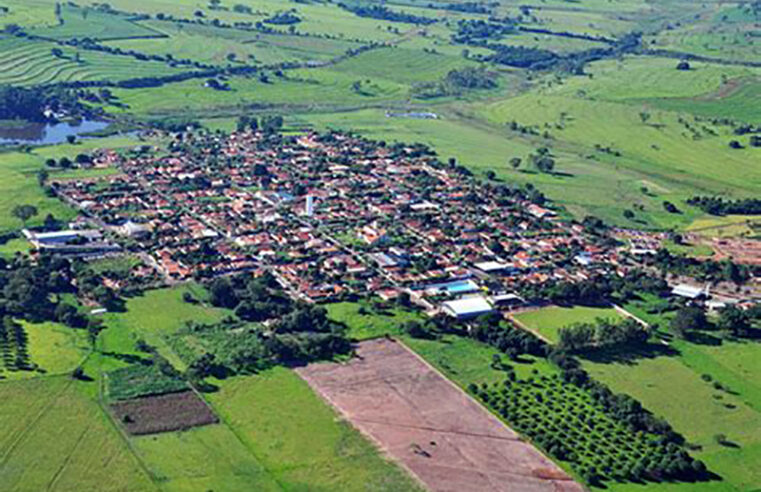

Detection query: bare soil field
(296, 338), (583, 492)
(110, 390), (218, 435)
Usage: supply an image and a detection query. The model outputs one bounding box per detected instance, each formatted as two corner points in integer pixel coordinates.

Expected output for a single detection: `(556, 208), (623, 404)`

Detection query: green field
(207, 368), (422, 491)
(586, 337), (761, 492)
(514, 305), (624, 343)
(0, 36), (189, 87)
(0, 377), (155, 491)
(100, 284), (230, 370)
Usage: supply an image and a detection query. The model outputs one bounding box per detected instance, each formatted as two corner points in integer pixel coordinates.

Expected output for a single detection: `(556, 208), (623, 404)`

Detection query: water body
(0, 119), (109, 145)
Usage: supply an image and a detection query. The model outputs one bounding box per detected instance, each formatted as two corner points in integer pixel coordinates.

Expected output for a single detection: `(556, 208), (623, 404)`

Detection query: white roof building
(474, 261), (512, 273)
(671, 283), (707, 300)
(441, 296), (494, 319)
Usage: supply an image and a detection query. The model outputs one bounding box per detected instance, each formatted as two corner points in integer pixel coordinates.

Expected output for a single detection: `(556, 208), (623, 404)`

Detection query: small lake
(0, 119), (110, 145)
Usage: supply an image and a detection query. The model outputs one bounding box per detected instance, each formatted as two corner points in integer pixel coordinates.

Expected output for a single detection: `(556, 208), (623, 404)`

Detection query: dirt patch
(296, 338), (583, 492)
(712, 237), (761, 265)
(110, 390), (218, 435)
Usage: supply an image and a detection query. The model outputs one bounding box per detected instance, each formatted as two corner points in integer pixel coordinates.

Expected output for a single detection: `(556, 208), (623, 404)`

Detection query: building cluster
(52, 130), (624, 316)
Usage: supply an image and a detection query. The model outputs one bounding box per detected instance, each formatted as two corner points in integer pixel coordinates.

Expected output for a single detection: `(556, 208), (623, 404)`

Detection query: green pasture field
(477, 91), (761, 209)
(585, 336), (761, 492)
(513, 305), (623, 343)
(106, 20), (362, 67)
(206, 368), (423, 491)
(4, 320), (89, 379)
(28, 4), (164, 41)
(646, 2), (761, 64)
(0, 0), (57, 27)
(654, 79), (761, 126)
(131, 424), (281, 492)
(0, 377), (155, 491)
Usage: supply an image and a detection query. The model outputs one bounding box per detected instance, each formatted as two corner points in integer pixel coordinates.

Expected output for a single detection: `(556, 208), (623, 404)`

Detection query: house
(441, 296), (494, 320)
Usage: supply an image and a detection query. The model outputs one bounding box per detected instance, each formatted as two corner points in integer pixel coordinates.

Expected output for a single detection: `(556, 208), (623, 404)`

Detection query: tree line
(686, 196), (761, 216)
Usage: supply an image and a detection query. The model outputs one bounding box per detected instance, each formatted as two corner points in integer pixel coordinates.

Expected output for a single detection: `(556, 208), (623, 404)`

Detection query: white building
(671, 283), (707, 300)
(441, 296), (494, 320)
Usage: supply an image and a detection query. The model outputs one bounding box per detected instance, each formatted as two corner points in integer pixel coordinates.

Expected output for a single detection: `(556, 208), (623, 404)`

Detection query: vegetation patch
(106, 363), (188, 401)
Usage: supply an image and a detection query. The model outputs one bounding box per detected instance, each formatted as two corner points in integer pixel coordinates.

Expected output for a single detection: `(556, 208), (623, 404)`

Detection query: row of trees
(558, 318), (649, 353)
(338, 3), (436, 24)
(686, 196), (761, 216)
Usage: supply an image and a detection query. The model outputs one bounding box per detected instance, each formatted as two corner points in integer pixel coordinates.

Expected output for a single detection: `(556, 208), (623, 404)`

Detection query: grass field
(0, 377), (155, 491)
(585, 337), (761, 492)
(106, 20), (362, 67)
(132, 424), (280, 492)
(513, 305), (624, 343)
(2, 321), (89, 379)
(0, 37), (189, 87)
(206, 368), (422, 491)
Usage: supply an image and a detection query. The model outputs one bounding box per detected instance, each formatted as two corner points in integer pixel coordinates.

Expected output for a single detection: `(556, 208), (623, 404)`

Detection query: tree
(51, 47), (64, 58)
(509, 157), (521, 170)
(676, 60), (690, 71)
(729, 140), (743, 149)
(623, 209), (635, 220)
(12, 204), (38, 226)
(485, 170), (496, 180)
(717, 305), (751, 336)
(670, 306), (707, 339)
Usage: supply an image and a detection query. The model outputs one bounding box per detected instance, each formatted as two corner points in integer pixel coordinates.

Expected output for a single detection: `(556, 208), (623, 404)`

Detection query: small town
(45, 129), (623, 314)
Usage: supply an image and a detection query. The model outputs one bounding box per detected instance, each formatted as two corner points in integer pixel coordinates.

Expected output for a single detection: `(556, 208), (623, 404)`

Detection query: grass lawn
(0, 237), (30, 258)
(206, 367), (422, 491)
(513, 305), (623, 343)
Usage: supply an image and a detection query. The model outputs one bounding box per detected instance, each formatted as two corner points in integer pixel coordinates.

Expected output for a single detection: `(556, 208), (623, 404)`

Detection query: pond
(0, 119), (110, 145)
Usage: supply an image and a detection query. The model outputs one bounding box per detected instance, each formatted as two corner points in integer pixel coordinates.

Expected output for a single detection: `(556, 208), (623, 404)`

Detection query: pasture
(0, 36), (188, 87)
(101, 284), (229, 370)
(512, 305), (623, 343)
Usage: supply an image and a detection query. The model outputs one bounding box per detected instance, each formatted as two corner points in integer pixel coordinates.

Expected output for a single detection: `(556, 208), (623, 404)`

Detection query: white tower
(305, 195), (314, 217)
